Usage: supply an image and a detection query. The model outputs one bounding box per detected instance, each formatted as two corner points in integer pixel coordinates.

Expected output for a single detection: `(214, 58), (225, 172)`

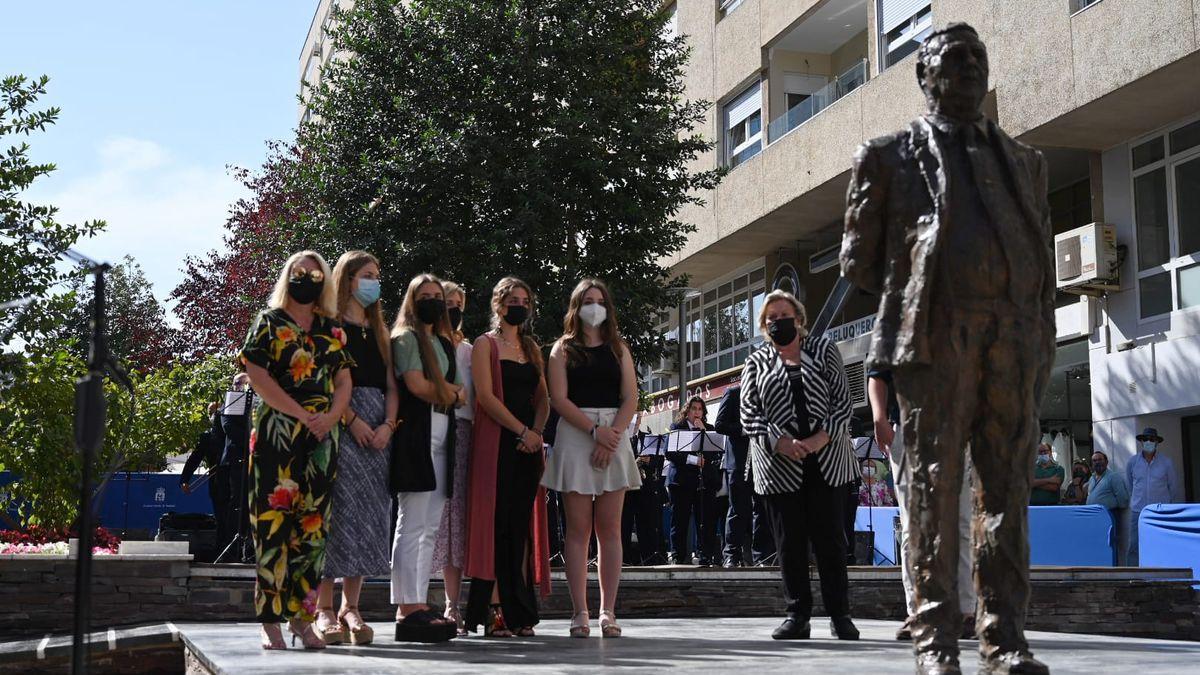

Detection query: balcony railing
(768, 59), (869, 143)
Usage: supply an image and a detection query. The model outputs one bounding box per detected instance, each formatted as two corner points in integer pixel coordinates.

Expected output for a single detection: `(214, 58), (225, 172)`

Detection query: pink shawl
(463, 334), (552, 598)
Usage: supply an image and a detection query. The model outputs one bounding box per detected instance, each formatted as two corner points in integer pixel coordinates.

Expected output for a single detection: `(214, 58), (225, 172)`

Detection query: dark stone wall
(2, 558), (1196, 642)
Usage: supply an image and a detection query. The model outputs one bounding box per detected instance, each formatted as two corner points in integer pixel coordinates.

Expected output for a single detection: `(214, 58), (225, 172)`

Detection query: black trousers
(725, 469), (776, 563)
(764, 470), (850, 620)
(667, 484), (719, 562)
(635, 478), (665, 563)
(209, 465), (232, 548)
(844, 479), (861, 564)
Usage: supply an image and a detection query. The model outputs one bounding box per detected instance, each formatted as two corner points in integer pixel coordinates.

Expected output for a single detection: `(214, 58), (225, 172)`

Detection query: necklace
(494, 330), (527, 363)
(343, 315), (369, 341)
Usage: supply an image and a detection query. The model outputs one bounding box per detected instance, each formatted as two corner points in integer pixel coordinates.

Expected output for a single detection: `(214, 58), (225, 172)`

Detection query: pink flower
(302, 589), (318, 617)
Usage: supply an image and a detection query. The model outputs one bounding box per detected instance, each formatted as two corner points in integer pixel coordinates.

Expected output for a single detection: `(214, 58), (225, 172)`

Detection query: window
(724, 83), (762, 168)
(1131, 117), (1200, 319)
(720, 0), (745, 18)
(1049, 179), (1092, 235)
(684, 267), (766, 379)
(1070, 0), (1103, 14)
(878, 0), (932, 70)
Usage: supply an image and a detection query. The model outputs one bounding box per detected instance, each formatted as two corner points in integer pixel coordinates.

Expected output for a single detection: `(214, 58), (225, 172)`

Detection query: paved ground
(180, 618), (1200, 674)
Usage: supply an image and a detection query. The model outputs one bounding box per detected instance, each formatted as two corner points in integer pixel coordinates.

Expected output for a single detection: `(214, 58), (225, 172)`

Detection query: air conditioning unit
(1054, 223), (1119, 294)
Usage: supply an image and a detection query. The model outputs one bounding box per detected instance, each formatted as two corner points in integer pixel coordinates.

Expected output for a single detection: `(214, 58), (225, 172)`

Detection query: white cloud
(27, 136), (248, 321)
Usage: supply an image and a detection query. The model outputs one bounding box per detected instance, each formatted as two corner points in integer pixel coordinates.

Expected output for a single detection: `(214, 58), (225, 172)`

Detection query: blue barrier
(0, 471), (214, 536)
(1138, 503), (1200, 585)
(856, 504), (1115, 567)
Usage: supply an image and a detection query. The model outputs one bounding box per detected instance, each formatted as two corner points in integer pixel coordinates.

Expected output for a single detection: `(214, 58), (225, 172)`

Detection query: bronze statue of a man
(840, 23), (1055, 675)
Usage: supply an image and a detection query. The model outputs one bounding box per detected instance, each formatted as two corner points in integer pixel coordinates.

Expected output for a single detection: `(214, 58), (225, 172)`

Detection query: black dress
(466, 359), (542, 630)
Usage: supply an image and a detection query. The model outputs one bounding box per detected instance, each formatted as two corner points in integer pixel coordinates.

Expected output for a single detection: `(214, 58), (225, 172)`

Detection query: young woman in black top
(545, 279), (640, 638)
(314, 251), (399, 646)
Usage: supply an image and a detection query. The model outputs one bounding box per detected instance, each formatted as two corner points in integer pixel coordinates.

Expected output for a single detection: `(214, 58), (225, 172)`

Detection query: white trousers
(890, 426), (977, 616)
(390, 411), (450, 605)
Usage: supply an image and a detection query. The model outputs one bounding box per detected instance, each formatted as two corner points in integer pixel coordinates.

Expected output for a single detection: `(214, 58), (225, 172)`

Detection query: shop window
(1131, 116), (1200, 320)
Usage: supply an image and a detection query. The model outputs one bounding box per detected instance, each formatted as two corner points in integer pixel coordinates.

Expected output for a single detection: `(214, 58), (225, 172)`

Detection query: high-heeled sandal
(569, 610), (590, 638)
(338, 605), (374, 645)
(260, 623), (286, 650)
(313, 609), (344, 645)
(484, 604), (512, 638)
(599, 609), (622, 638)
(444, 602), (466, 637)
(287, 619), (327, 650)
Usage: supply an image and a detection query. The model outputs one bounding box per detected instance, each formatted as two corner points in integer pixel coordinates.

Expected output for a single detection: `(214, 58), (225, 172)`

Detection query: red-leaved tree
(170, 143), (332, 362)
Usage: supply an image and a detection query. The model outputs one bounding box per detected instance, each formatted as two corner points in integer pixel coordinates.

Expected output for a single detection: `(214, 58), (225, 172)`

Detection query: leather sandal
(314, 609), (344, 645)
(599, 609), (622, 638)
(338, 605), (374, 645)
(569, 610), (590, 638)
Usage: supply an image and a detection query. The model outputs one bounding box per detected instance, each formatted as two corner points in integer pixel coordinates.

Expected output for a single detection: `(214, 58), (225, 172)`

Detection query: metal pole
(72, 267), (109, 674)
(676, 299), (687, 414)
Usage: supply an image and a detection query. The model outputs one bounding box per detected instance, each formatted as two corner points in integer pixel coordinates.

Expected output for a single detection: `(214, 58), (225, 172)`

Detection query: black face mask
(288, 276), (323, 305)
(1073, 469), (1087, 479)
(767, 317), (798, 346)
(502, 305), (528, 327)
(1092, 462), (1106, 474)
(447, 307), (463, 330)
(415, 298), (445, 325)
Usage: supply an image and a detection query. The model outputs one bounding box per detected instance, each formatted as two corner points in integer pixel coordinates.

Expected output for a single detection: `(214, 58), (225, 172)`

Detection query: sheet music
(223, 390), (249, 416)
(638, 434), (666, 457)
(666, 430), (700, 454)
(699, 432), (727, 454)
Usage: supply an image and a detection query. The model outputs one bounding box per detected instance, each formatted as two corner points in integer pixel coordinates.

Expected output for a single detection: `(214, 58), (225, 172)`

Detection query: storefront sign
(824, 315), (876, 344)
(648, 371), (742, 414)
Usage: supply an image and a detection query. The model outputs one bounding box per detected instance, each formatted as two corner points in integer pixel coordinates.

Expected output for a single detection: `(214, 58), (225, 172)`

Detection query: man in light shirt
(1126, 427), (1182, 565)
(1086, 451), (1128, 565)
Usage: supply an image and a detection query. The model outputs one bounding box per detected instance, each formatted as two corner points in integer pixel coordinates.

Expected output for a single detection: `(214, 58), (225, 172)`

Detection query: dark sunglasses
(290, 268), (325, 283)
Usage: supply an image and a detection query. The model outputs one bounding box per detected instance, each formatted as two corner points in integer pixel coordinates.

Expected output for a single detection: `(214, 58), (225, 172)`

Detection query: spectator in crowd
(1126, 427), (1182, 565)
(739, 289), (860, 641)
(180, 401), (229, 546)
(544, 278), (641, 638)
(857, 459), (895, 507)
(1061, 460), (1090, 506)
(1087, 451), (1129, 511)
(1030, 443), (1064, 505)
(434, 280), (475, 635)
(315, 250), (398, 647)
(240, 250), (353, 650)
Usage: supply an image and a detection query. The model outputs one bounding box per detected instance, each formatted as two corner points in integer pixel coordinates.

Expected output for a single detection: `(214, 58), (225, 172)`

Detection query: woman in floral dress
(240, 250), (354, 650)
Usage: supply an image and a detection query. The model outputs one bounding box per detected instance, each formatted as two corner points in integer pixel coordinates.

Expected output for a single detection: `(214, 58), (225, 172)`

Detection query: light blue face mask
(354, 278), (381, 307)
(1140, 441), (1158, 455)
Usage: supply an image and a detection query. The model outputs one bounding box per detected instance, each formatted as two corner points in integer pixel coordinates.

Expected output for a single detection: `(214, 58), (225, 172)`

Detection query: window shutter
(725, 83), (761, 129)
(879, 0), (931, 34)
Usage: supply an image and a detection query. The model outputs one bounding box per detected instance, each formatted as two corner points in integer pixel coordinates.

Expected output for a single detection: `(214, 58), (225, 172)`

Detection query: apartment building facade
(641, 0), (1200, 505)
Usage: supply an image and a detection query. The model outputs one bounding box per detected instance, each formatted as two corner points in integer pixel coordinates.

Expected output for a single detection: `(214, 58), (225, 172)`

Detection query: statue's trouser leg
(968, 313), (1040, 663)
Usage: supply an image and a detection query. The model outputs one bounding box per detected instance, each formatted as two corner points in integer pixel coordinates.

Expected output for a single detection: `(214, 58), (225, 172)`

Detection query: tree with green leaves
(0, 75), (104, 349)
(297, 0), (721, 365)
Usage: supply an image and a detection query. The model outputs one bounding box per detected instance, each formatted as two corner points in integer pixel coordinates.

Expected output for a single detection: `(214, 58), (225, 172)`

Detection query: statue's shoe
(915, 650), (962, 675)
(979, 651), (1050, 675)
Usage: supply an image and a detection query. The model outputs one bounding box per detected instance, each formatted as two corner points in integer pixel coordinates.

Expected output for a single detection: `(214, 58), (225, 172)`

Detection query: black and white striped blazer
(739, 334), (859, 494)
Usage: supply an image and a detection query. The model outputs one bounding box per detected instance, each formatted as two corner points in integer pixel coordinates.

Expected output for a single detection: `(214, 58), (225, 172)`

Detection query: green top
(392, 328), (461, 385)
(1031, 463), (1065, 506)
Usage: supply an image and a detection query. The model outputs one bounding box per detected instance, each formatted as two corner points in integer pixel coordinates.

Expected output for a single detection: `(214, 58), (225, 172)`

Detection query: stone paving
(179, 617), (1200, 674)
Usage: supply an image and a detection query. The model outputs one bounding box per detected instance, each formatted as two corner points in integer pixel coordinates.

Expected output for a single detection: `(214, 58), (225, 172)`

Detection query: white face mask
(579, 303), (607, 328)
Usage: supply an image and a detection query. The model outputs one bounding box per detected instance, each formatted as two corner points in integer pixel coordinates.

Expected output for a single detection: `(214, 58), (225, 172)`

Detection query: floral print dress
(240, 308), (353, 624)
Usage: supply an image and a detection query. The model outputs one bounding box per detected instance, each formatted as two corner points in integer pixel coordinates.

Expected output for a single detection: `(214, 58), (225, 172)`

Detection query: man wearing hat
(1126, 427), (1181, 565)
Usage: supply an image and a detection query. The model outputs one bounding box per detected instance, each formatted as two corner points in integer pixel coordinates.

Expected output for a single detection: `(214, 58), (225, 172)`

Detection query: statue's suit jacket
(840, 116), (1056, 388)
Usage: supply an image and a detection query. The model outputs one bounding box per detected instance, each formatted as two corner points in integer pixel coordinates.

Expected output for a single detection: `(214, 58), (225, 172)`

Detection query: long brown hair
(490, 276), (543, 374)
(676, 395), (707, 426)
(391, 273), (456, 406)
(558, 277), (624, 367)
(332, 250), (391, 370)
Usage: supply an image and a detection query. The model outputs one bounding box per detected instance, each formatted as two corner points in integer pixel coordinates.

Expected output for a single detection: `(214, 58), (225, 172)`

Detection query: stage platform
(4, 618), (1199, 674)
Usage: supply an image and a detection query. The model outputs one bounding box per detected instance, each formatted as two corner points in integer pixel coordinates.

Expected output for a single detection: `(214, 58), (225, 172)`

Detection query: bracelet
(385, 419), (397, 431)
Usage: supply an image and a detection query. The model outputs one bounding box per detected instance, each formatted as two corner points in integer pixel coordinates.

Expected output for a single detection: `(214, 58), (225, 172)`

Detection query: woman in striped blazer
(739, 289), (860, 642)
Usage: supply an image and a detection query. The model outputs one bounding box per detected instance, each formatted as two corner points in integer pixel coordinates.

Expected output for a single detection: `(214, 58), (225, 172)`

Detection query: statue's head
(916, 23), (988, 120)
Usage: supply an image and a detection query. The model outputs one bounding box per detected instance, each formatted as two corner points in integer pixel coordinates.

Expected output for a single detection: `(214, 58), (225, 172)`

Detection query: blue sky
(4, 2), (318, 312)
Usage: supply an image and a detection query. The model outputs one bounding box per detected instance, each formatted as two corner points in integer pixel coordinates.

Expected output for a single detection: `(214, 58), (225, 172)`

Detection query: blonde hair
(757, 289), (809, 339)
(391, 273), (456, 406)
(268, 250), (337, 317)
(332, 250), (391, 370)
(442, 280), (467, 345)
(489, 276), (543, 373)
(557, 278), (624, 367)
